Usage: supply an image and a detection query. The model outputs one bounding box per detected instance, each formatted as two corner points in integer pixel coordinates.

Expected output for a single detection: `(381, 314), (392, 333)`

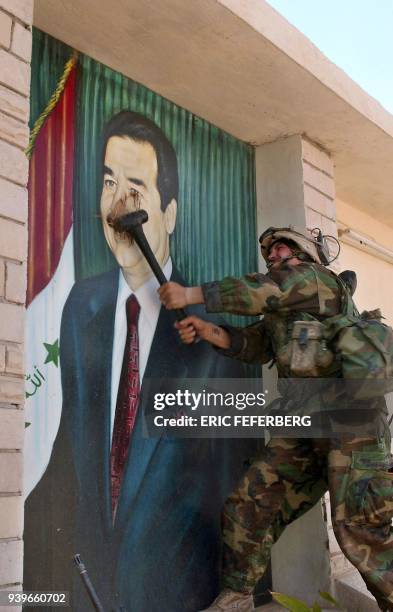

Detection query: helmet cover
(259, 226), (322, 265)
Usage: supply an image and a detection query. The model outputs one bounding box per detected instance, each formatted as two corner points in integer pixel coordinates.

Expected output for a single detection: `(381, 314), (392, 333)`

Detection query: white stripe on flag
(24, 228), (75, 497)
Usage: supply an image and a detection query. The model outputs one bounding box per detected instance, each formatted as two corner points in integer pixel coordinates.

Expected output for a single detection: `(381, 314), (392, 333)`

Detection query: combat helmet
(259, 226), (330, 266)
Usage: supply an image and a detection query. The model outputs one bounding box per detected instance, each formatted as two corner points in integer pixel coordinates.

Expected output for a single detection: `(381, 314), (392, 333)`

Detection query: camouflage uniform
(202, 261), (393, 611)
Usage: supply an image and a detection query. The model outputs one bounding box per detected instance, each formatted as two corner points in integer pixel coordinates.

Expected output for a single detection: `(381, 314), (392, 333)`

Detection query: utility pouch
(290, 320), (334, 376)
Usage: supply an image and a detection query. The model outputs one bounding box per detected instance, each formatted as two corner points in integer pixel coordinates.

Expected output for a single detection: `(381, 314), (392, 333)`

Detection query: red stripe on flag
(27, 66), (76, 306)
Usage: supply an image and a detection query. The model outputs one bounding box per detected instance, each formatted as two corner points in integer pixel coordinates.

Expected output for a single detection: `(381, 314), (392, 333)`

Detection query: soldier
(159, 227), (393, 612)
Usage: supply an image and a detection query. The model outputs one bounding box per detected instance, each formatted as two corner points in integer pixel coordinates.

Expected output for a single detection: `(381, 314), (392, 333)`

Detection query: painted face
(100, 136), (176, 281)
(267, 241), (295, 268)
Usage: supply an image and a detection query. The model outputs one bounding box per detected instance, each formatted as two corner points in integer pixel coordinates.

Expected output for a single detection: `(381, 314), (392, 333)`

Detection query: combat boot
(199, 588), (254, 611)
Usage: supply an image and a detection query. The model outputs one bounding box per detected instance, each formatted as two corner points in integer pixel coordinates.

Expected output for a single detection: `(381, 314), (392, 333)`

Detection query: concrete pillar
(255, 134), (337, 604)
(256, 134), (337, 252)
(256, 134), (307, 232)
(0, 0), (33, 606)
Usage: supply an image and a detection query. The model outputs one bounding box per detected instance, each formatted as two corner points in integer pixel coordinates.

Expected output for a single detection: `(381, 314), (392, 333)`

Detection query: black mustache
(106, 213), (135, 244)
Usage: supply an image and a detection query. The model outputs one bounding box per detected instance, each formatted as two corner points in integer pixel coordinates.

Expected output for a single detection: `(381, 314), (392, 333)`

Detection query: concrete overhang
(34, 0), (393, 225)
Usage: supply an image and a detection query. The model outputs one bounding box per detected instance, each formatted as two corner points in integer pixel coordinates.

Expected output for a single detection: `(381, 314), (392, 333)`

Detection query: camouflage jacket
(202, 262), (342, 374)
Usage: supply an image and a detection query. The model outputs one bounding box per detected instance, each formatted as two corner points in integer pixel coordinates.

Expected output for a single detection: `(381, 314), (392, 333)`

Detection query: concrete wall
(336, 198), (393, 325)
(0, 0), (32, 603)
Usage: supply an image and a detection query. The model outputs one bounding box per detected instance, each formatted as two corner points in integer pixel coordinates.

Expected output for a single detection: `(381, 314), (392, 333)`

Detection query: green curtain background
(30, 30), (73, 128)
(31, 29), (259, 327)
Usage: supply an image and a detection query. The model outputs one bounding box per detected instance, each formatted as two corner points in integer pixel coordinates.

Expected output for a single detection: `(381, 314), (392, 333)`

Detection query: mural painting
(23, 31), (262, 611)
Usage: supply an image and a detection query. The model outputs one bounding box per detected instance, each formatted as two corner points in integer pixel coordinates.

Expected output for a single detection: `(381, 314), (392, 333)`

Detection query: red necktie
(110, 294), (140, 520)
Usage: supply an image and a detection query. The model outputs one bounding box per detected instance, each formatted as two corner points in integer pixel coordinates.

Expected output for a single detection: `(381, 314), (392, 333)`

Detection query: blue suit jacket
(24, 267), (255, 612)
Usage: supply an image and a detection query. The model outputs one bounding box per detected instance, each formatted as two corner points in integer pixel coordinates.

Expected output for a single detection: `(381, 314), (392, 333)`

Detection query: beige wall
(336, 198), (393, 325)
(0, 0), (32, 601)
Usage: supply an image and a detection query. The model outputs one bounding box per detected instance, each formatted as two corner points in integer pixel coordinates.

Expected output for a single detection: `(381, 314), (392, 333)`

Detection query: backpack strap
(308, 263), (358, 318)
(313, 268), (360, 342)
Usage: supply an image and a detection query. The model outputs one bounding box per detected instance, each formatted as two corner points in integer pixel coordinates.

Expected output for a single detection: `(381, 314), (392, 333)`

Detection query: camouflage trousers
(222, 431), (393, 611)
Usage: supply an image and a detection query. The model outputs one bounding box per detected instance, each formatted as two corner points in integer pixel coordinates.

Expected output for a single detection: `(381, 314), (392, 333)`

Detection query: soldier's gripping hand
(159, 282), (204, 309)
(175, 316), (230, 348)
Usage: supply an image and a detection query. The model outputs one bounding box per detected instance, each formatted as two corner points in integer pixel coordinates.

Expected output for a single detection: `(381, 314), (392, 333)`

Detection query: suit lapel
(81, 270), (118, 532)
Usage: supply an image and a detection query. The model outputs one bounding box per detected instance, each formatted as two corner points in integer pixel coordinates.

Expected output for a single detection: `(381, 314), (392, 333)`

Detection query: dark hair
(101, 110), (179, 211)
(269, 238), (298, 253)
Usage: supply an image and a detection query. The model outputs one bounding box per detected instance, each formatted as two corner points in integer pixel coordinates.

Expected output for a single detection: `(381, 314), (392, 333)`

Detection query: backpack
(322, 278), (393, 399)
(286, 269), (393, 399)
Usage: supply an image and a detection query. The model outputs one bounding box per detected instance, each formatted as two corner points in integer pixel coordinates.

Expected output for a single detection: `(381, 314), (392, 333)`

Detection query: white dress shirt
(110, 257), (173, 440)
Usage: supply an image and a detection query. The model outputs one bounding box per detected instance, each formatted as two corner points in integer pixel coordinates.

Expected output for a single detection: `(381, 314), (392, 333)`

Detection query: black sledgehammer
(112, 210), (188, 322)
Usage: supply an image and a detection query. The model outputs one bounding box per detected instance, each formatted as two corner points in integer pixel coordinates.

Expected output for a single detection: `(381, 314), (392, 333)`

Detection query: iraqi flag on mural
(24, 57), (77, 496)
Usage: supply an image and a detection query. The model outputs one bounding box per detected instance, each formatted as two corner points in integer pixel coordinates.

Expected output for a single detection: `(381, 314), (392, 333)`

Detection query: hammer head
(108, 210), (149, 236)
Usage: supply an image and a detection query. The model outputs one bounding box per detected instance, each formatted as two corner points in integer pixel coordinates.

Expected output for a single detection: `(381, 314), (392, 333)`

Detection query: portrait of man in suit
(24, 110), (251, 612)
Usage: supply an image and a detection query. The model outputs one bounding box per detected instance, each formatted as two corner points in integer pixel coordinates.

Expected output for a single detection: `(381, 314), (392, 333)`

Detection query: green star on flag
(43, 339), (60, 367)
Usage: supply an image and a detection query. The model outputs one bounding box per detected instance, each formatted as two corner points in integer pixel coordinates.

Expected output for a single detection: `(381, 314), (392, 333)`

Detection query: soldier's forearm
(213, 322), (274, 364)
(201, 275), (280, 315)
(201, 324), (231, 349)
